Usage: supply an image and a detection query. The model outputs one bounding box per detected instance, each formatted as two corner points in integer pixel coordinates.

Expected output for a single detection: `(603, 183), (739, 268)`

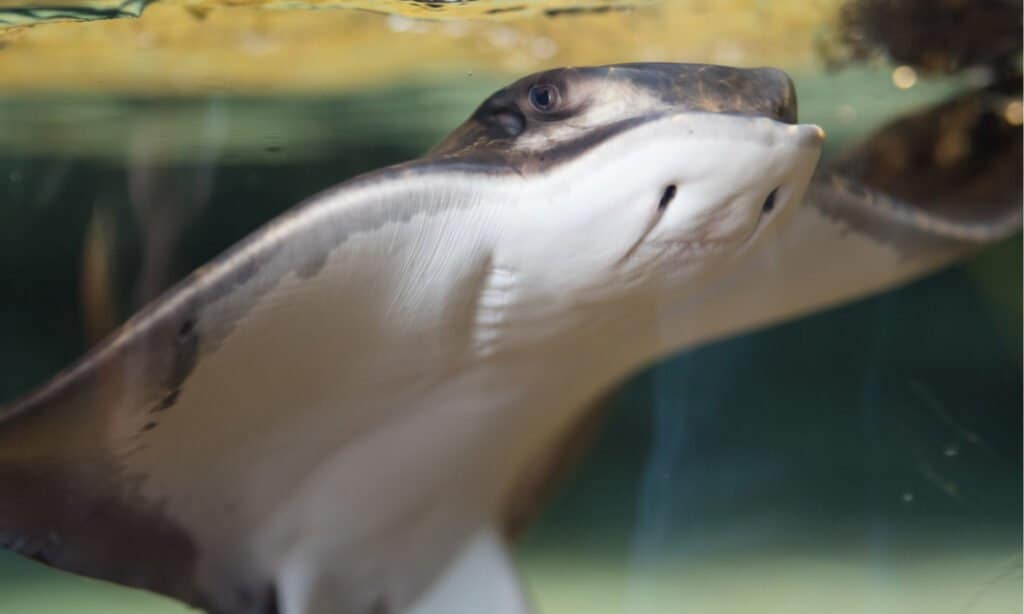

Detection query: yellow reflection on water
(0, 0), (842, 93)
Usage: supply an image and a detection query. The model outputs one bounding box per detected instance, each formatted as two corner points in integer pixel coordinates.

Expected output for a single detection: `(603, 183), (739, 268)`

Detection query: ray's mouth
(619, 182), (783, 265)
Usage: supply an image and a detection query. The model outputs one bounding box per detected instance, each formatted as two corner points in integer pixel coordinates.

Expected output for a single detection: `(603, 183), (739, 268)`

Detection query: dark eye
(528, 84), (559, 112)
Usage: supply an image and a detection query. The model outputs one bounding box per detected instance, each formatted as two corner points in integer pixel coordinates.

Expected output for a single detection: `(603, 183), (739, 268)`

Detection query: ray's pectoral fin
(406, 527), (533, 614)
(788, 72), (1023, 307)
(820, 73), (1022, 244)
(669, 79), (1021, 352)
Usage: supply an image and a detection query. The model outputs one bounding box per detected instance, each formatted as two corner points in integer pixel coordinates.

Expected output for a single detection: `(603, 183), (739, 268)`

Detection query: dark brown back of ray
(829, 75), (1022, 227)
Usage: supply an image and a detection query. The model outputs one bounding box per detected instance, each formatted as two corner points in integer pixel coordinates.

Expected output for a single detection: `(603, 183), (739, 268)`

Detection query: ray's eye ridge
(491, 108), (525, 137)
(529, 83), (559, 112)
(476, 100), (525, 138)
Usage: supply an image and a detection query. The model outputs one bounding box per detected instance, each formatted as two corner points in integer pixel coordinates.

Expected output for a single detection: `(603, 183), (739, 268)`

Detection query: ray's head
(432, 63), (824, 306)
(432, 63), (804, 166)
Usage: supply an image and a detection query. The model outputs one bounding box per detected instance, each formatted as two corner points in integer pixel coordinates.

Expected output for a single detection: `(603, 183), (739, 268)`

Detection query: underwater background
(0, 1), (1021, 612)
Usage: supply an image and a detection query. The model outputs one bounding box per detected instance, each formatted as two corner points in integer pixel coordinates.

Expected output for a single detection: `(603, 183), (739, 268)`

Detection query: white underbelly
(252, 361), (602, 612)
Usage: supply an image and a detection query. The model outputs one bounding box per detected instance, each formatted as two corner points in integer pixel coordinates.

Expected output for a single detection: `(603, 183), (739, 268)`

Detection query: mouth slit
(762, 188), (779, 214)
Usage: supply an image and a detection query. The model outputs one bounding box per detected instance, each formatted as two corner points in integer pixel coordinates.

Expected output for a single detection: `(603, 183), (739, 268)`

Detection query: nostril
(762, 188), (779, 214)
(658, 185), (677, 212)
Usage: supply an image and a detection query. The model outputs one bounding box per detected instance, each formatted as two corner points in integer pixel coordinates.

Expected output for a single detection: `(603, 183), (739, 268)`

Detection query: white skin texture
(246, 113), (820, 614)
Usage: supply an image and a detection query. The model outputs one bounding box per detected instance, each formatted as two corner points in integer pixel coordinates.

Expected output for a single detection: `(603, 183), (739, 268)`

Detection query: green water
(0, 67), (1020, 613)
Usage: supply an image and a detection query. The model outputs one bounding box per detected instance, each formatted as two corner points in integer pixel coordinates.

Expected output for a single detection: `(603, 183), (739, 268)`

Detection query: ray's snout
(613, 62), (799, 124)
(749, 67), (798, 125)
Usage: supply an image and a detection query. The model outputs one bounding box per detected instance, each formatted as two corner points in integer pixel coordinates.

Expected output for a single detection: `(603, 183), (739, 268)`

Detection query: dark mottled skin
(430, 63), (798, 172)
(0, 296), (208, 604)
(824, 75), (1022, 241)
(0, 464), (206, 606)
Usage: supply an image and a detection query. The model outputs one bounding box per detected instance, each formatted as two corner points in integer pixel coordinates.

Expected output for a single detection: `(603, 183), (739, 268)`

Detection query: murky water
(0, 2), (1020, 613)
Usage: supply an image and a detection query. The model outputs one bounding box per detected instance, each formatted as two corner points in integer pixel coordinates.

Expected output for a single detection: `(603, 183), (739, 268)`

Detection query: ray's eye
(528, 84), (559, 113)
